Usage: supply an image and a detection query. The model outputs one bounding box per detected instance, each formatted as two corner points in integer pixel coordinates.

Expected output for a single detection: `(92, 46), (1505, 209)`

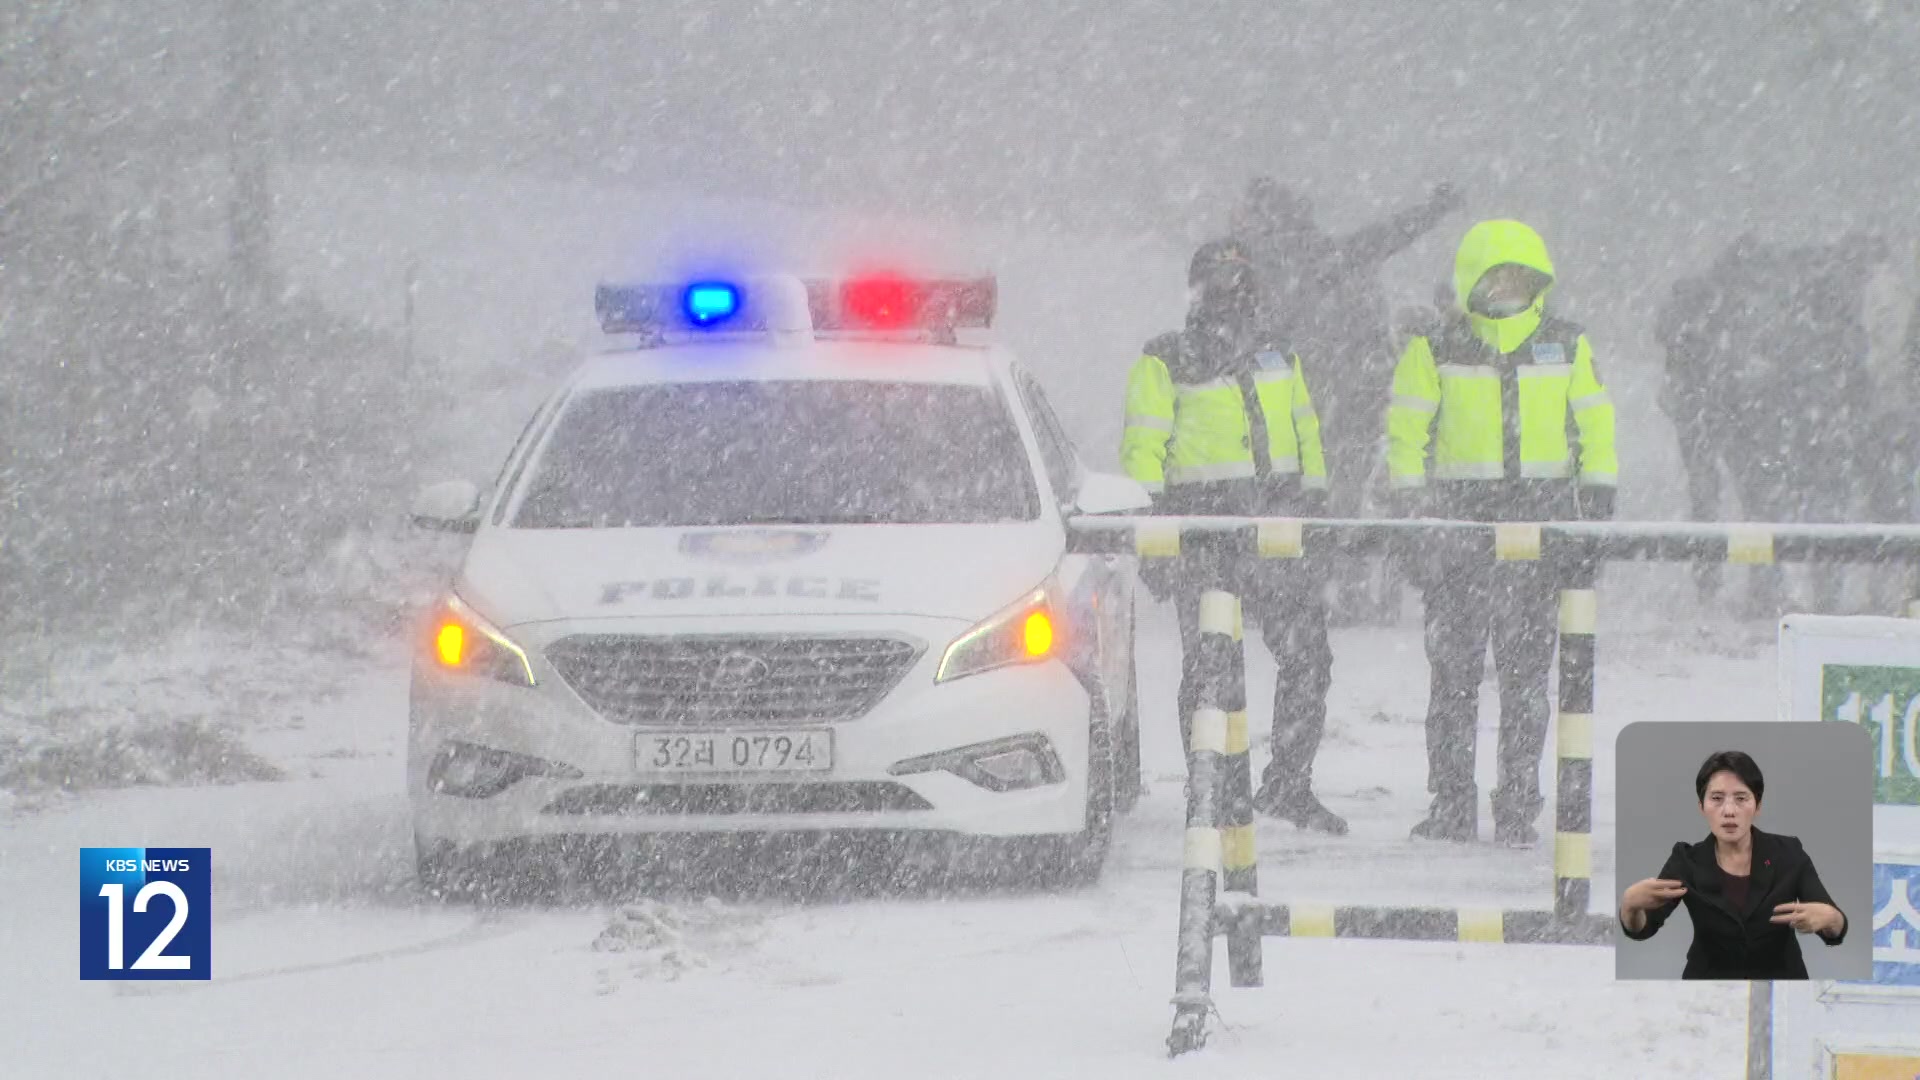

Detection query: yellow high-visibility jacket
(1121, 332), (1327, 497)
(1386, 220), (1617, 499)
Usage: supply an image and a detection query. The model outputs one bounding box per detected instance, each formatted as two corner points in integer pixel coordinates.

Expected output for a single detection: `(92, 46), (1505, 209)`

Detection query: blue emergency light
(596, 282), (749, 335)
(682, 282), (742, 327)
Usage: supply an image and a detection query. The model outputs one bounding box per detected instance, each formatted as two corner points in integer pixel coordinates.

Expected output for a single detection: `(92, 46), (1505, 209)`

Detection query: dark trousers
(1174, 560), (1333, 796)
(1421, 558), (1557, 827)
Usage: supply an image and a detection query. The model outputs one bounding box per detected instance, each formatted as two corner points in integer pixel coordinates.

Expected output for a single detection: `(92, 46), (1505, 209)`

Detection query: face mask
(1466, 264), (1552, 320)
(1469, 293), (1537, 320)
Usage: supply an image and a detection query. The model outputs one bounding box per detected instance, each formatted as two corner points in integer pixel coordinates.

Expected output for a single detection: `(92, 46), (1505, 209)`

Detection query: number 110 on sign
(1825, 664), (1920, 807)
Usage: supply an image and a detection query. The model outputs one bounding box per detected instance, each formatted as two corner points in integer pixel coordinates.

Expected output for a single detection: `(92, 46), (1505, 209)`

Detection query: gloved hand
(1566, 486), (1612, 584)
(1382, 488), (1430, 585)
(1135, 492), (1175, 602)
(1577, 485), (1616, 521)
(1565, 486), (1613, 589)
(1388, 488), (1430, 520)
(1298, 488), (1331, 519)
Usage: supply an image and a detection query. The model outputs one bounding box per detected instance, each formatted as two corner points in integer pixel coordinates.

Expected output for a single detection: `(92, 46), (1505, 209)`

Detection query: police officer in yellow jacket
(1386, 219), (1617, 846)
(1122, 238), (1346, 834)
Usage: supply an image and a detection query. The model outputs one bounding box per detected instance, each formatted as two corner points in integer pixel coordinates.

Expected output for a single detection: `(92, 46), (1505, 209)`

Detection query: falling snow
(4, 2), (1918, 1076)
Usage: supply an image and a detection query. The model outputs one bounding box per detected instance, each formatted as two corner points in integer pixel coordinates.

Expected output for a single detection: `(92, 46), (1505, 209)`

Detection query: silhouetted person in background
(1229, 177), (1465, 624)
(1656, 274), (1738, 604)
(1659, 234), (1892, 616)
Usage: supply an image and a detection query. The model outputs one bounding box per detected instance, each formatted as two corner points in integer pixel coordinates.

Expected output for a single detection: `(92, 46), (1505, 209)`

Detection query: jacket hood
(1454, 219), (1557, 353)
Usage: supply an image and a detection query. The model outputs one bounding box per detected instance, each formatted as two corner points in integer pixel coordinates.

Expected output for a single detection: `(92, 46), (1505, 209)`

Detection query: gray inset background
(1613, 720), (1873, 980)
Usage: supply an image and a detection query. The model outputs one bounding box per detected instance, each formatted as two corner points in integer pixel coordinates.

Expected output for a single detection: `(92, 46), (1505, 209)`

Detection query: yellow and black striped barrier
(1555, 586), (1596, 922)
(1203, 592), (1267, 993)
(1226, 904), (1617, 945)
(1078, 516), (1920, 1059)
(1168, 588), (1236, 1058)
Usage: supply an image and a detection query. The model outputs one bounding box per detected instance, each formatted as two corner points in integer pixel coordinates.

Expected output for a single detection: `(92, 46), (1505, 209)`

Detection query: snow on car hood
(455, 522), (1064, 628)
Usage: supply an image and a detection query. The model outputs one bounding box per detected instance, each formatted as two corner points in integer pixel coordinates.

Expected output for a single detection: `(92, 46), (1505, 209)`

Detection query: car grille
(545, 635), (922, 726)
(542, 782), (934, 816)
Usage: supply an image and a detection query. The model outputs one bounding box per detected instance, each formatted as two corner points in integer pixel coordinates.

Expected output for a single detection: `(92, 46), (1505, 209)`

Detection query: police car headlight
(426, 593), (537, 688)
(935, 584), (1060, 684)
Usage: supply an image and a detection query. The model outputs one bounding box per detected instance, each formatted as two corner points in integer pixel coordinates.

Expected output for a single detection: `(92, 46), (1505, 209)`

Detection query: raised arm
(1334, 183), (1464, 272)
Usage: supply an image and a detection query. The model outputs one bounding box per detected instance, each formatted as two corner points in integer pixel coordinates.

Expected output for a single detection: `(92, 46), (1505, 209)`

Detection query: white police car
(407, 272), (1151, 893)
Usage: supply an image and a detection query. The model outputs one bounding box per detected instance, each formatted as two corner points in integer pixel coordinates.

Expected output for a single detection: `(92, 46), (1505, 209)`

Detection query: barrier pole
(1218, 593), (1262, 988)
(1554, 583), (1597, 922)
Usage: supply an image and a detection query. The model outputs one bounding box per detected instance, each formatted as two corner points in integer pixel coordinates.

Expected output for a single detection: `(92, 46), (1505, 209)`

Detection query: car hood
(455, 522), (1064, 628)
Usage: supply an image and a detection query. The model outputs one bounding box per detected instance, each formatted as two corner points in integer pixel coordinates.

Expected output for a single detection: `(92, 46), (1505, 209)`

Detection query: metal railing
(1062, 516), (1920, 1057)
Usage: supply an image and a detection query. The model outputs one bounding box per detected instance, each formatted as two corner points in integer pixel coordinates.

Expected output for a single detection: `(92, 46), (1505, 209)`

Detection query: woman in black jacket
(1618, 750), (1848, 979)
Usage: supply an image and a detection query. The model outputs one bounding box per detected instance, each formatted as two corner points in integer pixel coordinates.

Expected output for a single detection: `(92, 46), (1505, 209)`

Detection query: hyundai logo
(707, 651), (772, 689)
(680, 530), (829, 564)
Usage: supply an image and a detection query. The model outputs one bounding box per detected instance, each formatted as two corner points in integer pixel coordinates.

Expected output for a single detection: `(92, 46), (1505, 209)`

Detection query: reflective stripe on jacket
(1387, 317), (1616, 490)
(1386, 218), (1617, 497)
(1121, 338), (1327, 494)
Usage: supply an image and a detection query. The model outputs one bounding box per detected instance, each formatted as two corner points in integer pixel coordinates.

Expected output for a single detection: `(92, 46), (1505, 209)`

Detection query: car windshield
(511, 380), (1041, 527)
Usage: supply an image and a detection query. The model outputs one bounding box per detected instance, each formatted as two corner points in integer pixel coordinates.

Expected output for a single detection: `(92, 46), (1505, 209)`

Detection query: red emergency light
(842, 273), (918, 329)
(813, 273), (996, 333)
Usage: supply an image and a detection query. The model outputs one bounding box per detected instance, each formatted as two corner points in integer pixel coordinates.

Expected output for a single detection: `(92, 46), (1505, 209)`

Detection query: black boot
(1491, 791), (1542, 848)
(1254, 782), (1349, 835)
(1410, 792), (1477, 842)
(1493, 817), (1538, 848)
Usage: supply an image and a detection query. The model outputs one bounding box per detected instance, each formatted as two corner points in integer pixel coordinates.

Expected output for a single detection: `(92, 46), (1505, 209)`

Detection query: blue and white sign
(1871, 855), (1920, 987)
(1766, 617), (1920, 1078)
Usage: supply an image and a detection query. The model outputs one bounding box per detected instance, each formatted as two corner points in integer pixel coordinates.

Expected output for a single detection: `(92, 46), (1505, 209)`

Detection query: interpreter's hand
(1771, 901), (1844, 937)
(1621, 877), (1688, 913)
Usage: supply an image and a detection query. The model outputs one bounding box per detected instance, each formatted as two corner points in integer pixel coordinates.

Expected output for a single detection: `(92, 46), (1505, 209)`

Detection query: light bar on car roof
(595, 280), (757, 335)
(816, 273), (996, 332)
(594, 273), (995, 338)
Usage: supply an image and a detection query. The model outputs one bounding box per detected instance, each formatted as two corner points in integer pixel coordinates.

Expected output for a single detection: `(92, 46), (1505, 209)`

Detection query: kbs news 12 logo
(80, 847), (211, 980)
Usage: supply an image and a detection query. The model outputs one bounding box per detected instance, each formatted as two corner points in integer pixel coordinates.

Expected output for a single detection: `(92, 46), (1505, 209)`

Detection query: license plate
(633, 730), (833, 775)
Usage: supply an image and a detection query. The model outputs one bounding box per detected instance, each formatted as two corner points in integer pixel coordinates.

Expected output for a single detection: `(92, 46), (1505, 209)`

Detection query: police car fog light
(972, 747), (1051, 789)
(889, 733), (1063, 793)
(428, 740), (581, 799)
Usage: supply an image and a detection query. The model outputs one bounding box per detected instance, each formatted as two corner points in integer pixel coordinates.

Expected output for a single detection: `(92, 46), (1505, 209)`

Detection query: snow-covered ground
(1, 593), (1771, 1078)
(0, 167), (1790, 1076)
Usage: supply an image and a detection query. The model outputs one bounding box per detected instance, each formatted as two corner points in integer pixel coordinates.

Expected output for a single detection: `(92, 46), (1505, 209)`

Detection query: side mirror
(411, 480), (482, 534)
(1072, 471), (1155, 516)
